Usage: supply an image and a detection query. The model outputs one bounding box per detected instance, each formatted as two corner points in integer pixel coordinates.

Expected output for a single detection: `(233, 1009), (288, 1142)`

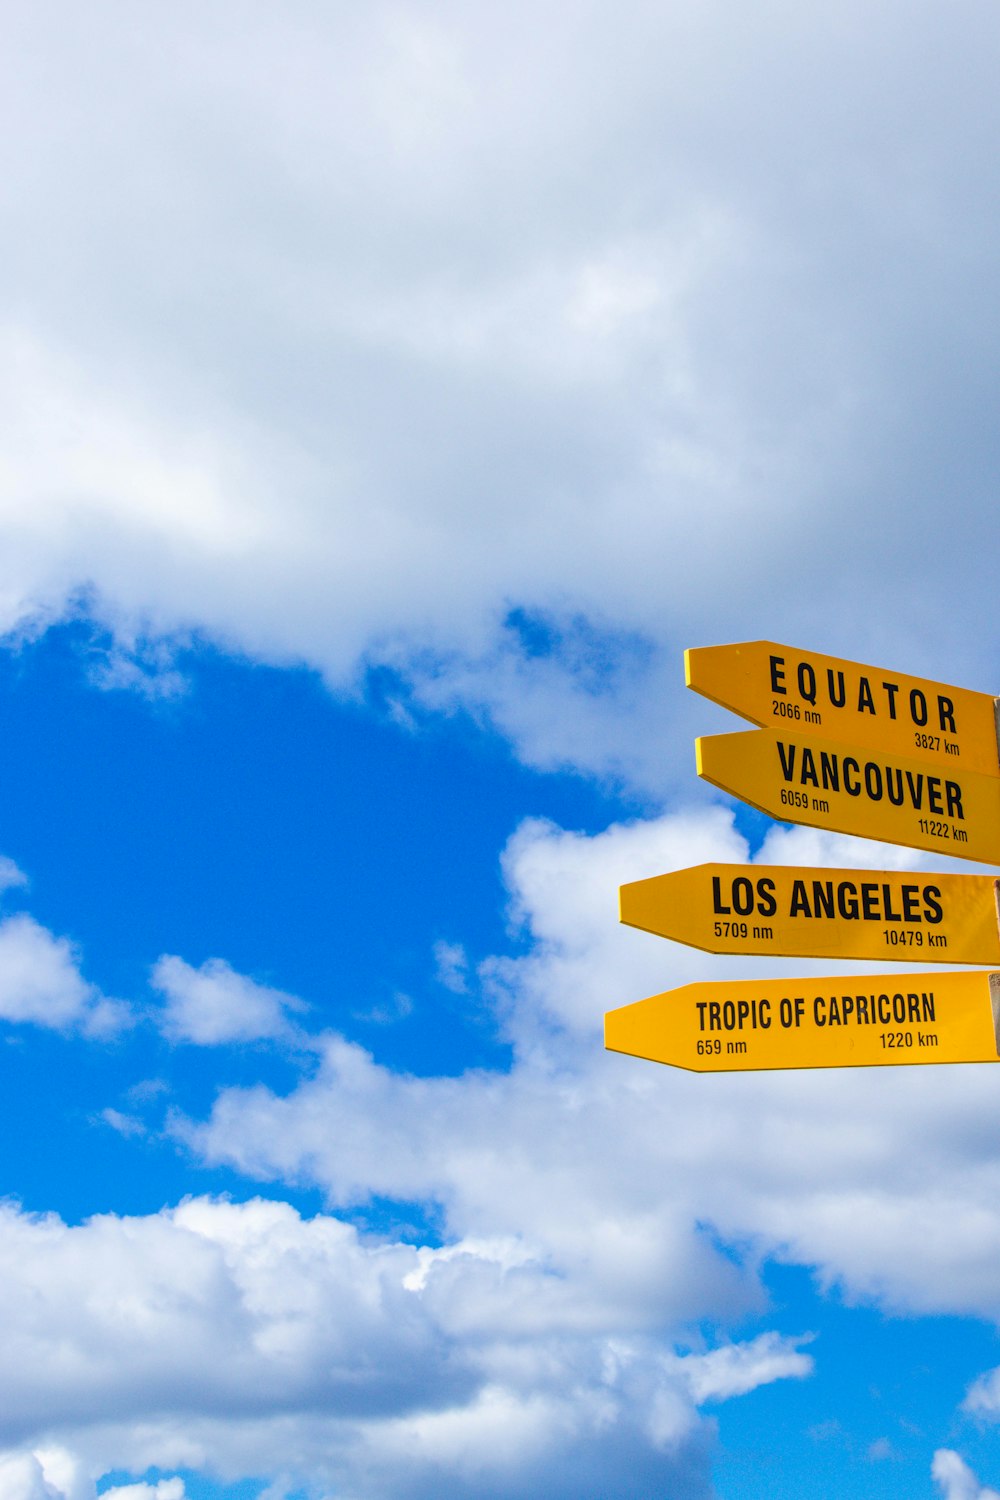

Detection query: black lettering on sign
(713, 875), (781, 917)
(838, 883), (859, 920)
(811, 881), (834, 919)
(732, 877), (754, 915)
(790, 879), (809, 917)
(768, 664), (966, 748)
(820, 752), (839, 791)
(775, 743), (971, 823)
(711, 877), (731, 914)
(756, 878), (778, 917)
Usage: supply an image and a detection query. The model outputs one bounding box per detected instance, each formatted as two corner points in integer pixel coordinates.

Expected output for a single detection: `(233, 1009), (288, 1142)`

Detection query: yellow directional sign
(620, 863), (1000, 965)
(697, 728), (1000, 866)
(686, 640), (1000, 777)
(605, 970), (1000, 1072)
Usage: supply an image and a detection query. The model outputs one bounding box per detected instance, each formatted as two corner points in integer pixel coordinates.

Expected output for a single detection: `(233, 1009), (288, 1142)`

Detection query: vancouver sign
(696, 728), (1000, 865)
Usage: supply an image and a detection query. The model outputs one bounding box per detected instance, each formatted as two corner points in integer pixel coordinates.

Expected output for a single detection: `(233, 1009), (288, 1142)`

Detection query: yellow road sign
(620, 863), (1000, 965)
(697, 728), (1000, 865)
(605, 970), (1000, 1072)
(686, 640), (1000, 777)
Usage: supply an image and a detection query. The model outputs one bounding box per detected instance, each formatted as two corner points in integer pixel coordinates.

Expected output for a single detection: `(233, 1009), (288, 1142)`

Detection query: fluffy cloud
(0, 918), (305, 1044)
(0, 791), (992, 1494)
(962, 1367), (1000, 1419)
(4, 5), (1000, 1492)
(0, 914), (126, 1036)
(0, 1453), (62, 1500)
(104, 1483), (183, 1500)
(2, 2), (1000, 785)
(932, 1450), (1000, 1500)
(673, 1331), (813, 1404)
(151, 955), (306, 1046)
(0, 1195), (803, 1500)
(178, 807), (1000, 1330)
(0, 1452), (182, 1500)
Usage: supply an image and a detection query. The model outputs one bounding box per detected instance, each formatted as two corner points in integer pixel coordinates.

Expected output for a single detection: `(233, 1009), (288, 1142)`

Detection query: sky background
(4, 3), (1000, 1497)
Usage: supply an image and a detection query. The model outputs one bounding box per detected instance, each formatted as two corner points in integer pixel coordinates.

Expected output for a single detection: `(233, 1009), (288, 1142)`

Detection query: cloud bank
(3, 1), (1000, 786)
(0, 805), (996, 1493)
(0, 1194), (812, 1500)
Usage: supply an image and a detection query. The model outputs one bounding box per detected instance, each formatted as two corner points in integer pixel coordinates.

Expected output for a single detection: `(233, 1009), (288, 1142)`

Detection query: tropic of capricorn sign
(605, 971), (1000, 1074)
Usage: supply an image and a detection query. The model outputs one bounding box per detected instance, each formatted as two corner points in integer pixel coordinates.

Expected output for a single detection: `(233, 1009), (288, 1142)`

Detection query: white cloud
(151, 956), (305, 1046)
(99, 1110), (146, 1141)
(0, 1195), (467, 1434)
(103, 1482), (184, 1500)
(3, 2), (1000, 1491)
(433, 940), (469, 995)
(0, 861), (28, 896)
(0, 914), (127, 1036)
(0, 3), (999, 786)
(179, 807), (1000, 1330)
(0, 1195), (803, 1500)
(0, 808), (985, 1494)
(962, 1367), (1000, 1418)
(673, 1331), (814, 1403)
(932, 1449), (1000, 1500)
(0, 1449), (183, 1500)
(0, 1453), (61, 1500)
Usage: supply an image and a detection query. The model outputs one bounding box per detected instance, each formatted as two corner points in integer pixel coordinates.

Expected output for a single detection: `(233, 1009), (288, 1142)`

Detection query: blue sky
(5, 4), (1000, 1499)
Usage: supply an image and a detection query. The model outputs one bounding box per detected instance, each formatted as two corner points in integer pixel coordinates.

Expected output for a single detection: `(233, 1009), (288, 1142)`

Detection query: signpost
(686, 640), (1000, 777)
(606, 639), (1000, 1075)
(696, 728), (1000, 865)
(620, 863), (1000, 965)
(605, 971), (1000, 1073)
